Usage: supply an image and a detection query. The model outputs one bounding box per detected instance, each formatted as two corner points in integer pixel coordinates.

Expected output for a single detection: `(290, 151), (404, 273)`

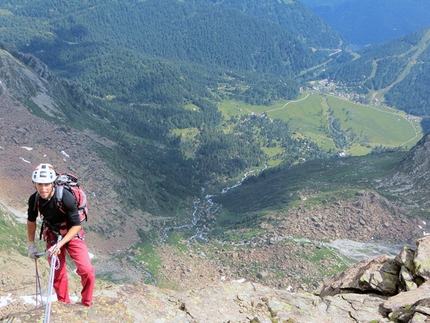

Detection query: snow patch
(0, 294), (13, 308)
(19, 157), (31, 163)
(20, 295), (36, 305)
(232, 278), (246, 283)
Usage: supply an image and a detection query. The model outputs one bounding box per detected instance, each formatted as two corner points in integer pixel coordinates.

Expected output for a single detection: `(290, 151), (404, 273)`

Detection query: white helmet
(32, 163), (57, 183)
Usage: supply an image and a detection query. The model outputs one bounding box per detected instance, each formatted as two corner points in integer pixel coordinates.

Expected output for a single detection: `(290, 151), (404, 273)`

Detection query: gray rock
(414, 236), (430, 280)
(399, 265), (418, 292)
(319, 254), (400, 296)
(384, 281), (430, 313)
(6, 236), (430, 323)
(396, 246), (416, 271)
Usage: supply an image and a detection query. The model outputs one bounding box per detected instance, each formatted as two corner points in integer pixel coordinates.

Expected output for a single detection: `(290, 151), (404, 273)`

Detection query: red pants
(46, 230), (95, 306)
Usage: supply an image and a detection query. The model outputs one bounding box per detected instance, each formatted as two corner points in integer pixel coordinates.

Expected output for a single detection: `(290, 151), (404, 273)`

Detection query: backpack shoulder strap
(55, 185), (66, 214)
(33, 192), (40, 212)
(55, 185), (64, 202)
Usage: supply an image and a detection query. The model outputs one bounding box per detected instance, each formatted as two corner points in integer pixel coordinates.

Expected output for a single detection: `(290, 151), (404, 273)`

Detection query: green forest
(323, 28), (430, 123)
(0, 0), (429, 215)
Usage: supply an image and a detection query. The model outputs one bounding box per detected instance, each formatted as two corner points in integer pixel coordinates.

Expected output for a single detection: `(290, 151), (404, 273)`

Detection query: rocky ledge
(3, 236), (430, 323)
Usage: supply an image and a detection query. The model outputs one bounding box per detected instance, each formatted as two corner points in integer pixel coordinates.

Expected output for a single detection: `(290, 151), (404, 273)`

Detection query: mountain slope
(209, 137), (430, 244)
(322, 28), (430, 120)
(382, 133), (430, 217)
(1, 0), (430, 300)
(0, 0), (335, 100)
(212, 0), (345, 48)
(0, 48), (154, 282)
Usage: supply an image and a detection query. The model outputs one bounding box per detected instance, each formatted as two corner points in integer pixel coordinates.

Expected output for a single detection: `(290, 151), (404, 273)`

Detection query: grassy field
(0, 205), (27, 254)
(171, 92), (421, 166)
(218, 92), (422, 156)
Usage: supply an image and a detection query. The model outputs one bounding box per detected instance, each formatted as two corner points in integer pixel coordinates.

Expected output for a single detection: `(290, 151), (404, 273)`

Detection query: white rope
(44, 236), (62, 323)
(44, 254), (59, 323)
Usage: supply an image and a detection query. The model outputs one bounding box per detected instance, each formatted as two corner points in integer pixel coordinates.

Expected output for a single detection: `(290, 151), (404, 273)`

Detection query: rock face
(0, 282), (389, 323)
(318, 254), (400, 297)
(320, 236), (430, 323)
(4, 237), (430, 323)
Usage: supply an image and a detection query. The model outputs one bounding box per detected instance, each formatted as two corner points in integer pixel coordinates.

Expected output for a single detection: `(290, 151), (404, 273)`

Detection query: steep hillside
(0, 48), (153, 281)
(0, 0), (337, 99)
(212, 0), (345, 48)
(381, 133), (430, 217)
(322, 28), (430, 121)
(212, 135), (430, 229)
(1, 0), (430, 306)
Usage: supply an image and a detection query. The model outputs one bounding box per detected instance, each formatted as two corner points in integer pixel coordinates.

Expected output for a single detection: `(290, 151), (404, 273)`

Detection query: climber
(26, 163), (95, 306)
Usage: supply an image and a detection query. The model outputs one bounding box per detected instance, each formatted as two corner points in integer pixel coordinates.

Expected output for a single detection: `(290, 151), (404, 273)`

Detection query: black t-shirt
(27, 187), (81, 227)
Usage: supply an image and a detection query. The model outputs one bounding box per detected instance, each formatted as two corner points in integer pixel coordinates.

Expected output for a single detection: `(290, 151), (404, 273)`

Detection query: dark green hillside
(321, 28), (430, 121)
(211, 151), (406, 231)
(0, 0), (343, 214)
(0, 0), (330, 101)
(0, 45), (335, 214)
(385, 37), (430, 117)
(212, 0), (345, 48)
(0, 0), (427, 217)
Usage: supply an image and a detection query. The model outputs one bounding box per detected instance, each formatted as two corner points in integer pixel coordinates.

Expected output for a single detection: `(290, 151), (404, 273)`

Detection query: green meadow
(218, 92), (422, 156)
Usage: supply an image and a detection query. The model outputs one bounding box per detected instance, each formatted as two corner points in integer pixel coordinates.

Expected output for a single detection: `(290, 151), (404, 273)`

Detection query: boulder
(319, 254), (400, 297)
(414, 236), (430, 280)
(383, 281), (430, 313)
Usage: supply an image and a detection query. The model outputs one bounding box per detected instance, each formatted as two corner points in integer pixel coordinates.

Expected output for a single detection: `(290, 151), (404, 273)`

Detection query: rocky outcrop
(4, 237), (430, 322)
(1, 281), (389, 323)
(318, 254), (400, 297)
(320, 235), (430, 322)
